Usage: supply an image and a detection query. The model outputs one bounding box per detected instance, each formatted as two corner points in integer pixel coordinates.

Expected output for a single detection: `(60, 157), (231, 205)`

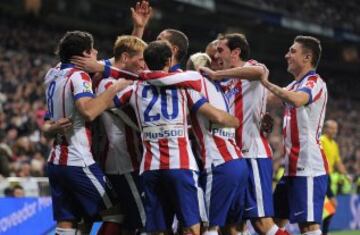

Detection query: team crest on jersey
(83, 81), (92, 92)
(224, 87), (240, 101)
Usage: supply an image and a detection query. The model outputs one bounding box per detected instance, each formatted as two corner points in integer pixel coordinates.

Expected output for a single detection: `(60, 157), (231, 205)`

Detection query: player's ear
(305, 54), (312, 62)
(120, 52), (130, 62)
(165, 57), (172, 68)
(82, 50), (92, 57)
(231, 48), (241, 59)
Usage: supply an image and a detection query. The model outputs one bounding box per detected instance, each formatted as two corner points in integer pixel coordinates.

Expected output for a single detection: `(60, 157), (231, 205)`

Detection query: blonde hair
(113, 35), (147, 62)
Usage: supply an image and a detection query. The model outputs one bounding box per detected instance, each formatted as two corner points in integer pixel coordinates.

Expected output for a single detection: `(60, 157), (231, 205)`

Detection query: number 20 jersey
(116, 78), (207, 174)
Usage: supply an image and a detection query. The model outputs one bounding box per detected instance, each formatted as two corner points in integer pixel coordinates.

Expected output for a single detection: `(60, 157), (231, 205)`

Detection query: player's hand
(51, 118), (73, 135)
(112, 79), (134, 92)
(260, 112), (274, 133)
(260, 66), (270, 84)
(131, 0), (152, 28)
(71, 56), (104, 73)
(199, 66), (217, 80)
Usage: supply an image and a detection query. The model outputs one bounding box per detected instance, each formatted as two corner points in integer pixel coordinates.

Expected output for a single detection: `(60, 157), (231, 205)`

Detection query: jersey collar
(169, 64), (181, 72)
(296, 70), (316, 84)
(60, 63), (75, 70)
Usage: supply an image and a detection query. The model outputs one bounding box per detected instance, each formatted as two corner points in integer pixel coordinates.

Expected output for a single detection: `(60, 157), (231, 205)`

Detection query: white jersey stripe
(251, 159), (265, 217)
(83, 167), (112, 209)
(124, 173), (146, 226)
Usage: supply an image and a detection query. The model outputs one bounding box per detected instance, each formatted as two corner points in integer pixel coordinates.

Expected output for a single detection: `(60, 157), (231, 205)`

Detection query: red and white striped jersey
(96, 78), (142, 175)
(44, 64), (95, 167)
(186, 77), (242, 169)
(282, 71), (328, 177)
(217, 60), (272, 159)
(140, 71), (242, 169)
(115, 72), (207, 174)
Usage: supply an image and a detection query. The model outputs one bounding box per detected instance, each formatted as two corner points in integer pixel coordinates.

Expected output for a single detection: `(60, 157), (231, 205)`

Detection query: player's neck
(113, 61), (124, 70)
(231, 60), (246, 68)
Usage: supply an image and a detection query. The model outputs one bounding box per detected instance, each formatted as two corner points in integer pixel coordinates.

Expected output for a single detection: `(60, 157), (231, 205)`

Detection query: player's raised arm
(131, 0), (152, 38)
(260, 73), (309, 108)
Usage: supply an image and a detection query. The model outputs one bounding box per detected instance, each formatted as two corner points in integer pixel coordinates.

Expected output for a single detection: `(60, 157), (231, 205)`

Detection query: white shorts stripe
(251, 159), (265, 217)
(307, 176), (314, 221)
(83, 167), (112, 209)
(205, 168), (213, 219)
(124, 173), (146, 226)
(192, 171), (208, 223)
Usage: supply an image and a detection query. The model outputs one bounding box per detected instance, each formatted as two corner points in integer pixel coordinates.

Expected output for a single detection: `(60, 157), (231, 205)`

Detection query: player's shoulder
(245, 59), (266, 68)
(44, 66), (60, 85)
(96, 77), (117, 94)
(69, 69), (91, 81)
(303, 73), (327, 90)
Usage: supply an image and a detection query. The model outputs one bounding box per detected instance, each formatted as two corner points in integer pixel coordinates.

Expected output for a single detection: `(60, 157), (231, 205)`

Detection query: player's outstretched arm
(131, 0), (152, 38)
(198, 103), (240, 128)
(199, 65), (267, 81)
(71, 56), (104, 73)
(76, 79), (133, 121)
(71, 56), (138, 80)
(261, 76), (309, 107)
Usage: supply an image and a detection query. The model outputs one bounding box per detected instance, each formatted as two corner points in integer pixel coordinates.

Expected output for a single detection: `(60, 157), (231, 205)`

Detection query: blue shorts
(107, 172), (145, 229)
(273, 175), (328, 224)
(200, 159), (248, 226)
(141, 169), (204, 232)
(47, 163), (116, 222)
(243, 158), (274, 219)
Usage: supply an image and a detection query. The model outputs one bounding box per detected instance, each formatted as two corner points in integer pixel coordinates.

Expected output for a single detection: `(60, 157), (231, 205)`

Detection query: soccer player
(320, 120), (349, 235)
(44, 31), (131, 235)
(156, 29), (189, 72)
(262, 36), (328, 235)
(95, 35), (148, 235)
(139, 52), (249, 235)
(200, 33), (283, 235)
(114, 40), (240, 234)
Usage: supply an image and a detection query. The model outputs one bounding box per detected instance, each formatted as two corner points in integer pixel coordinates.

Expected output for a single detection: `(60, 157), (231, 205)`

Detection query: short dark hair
(294, 35), (322, 68)
(162, 29), (189, 63)
(57, 31), (94, 63)
(220, 33), (250, 60)
(144, 41), (172, 70)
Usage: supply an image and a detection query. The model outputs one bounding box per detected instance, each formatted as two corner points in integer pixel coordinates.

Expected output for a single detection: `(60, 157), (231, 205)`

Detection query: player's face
(326, 122), (338, 138)
(215, 39), (232, 69)
(124, 51), (146, 74)
(157, 31), (171, 42)
(285, 42), (306, 75)
(206, 42), (221, 70)
(83, 47), (98, 60)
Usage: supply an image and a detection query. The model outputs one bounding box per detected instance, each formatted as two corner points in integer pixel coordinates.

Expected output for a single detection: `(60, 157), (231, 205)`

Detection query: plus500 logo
(144, 128), (184, 140)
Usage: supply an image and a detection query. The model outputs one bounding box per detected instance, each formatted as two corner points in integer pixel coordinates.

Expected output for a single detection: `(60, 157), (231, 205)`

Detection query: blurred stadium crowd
(242, 0), (360, 32)
(0, 0), (360, 197)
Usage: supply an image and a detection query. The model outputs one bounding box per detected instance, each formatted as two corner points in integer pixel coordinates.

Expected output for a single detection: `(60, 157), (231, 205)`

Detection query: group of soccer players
(43, 1), (329, 235)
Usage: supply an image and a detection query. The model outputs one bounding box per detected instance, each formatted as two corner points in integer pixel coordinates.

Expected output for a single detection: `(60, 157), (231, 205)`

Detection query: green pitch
(331, 230), (360, 235)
